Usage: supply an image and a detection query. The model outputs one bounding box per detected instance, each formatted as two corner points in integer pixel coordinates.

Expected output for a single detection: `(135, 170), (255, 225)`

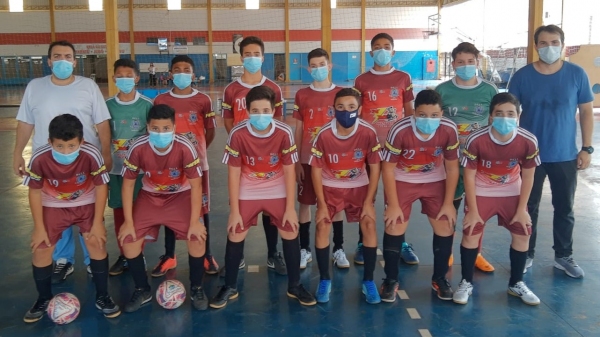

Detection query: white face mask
(538, 45), (562, 64)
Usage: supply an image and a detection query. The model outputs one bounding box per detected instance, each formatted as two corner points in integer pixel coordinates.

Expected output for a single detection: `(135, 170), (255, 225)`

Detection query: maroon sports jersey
(221, 77), (283, 125)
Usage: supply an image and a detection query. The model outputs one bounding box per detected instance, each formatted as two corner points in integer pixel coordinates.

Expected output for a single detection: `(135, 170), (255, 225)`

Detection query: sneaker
(523, 257), (534, 274)
(453, 279), (473, 305)
(23, 298), (51, 323)
(475, 254), (495, 272)
(362, 280), (381, 304)
(379, 279), (399, 303)
(109, 256), (128, 276)
(448, 254), (454, 266)
(300, 249), (312, 270)
(124, 287), (152, 313)
(400, 242), (419, 265)
(554, 256), (585, 278)
(87, 265), (92, 275)
(287, 284), (317, 306)
(209, 285), (239, 309)
(51, 258), (74, 284)
(151, 255), (177, 278)
(508, 281), (540, 305)
(332, 249), (350, 269)
(95, 294), (121, 318)
(204, 255), (220, 275)
(218, 258), (245, 278)
(354, 244), (364, 265)
(267, 252), (287, 275)
(432, 278), (453, 301)
(315, 279), (332, 303)
(190, 286), (209, 310)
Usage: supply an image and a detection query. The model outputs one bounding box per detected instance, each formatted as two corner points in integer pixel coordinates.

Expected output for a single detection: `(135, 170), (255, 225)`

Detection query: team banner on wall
(74, 44), (128, 55)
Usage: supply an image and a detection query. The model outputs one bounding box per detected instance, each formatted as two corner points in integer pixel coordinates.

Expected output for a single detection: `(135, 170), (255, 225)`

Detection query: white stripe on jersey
(311, 121), (333, 147)
(140, 95), (154, 105)
(226, 122), (247, 146)
(273, 120), (298, 163)
(23, 145), (52, 186)
(481, 79), (500, 93)
(464, 126), (490, 148)
(80, 143), (110, 184)
(516, 127), (539, 148)
(221, 81), (237, 117)
(460, 156), (470, 168)
(386, 117), (412, 144)
(174, 134), (200, 159)
(126, 135), (150, 158)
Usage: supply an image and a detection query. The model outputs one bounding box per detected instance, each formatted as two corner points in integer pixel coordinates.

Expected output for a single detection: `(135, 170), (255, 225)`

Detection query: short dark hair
(171, 55), (194, 70)
(534, 24), (565, 45)
(239, 36), (265, 55)
(113, 58), (138, 75)
(334, 88), (362, 106)
(49, 114), (83, 142)
(48, 40), (76, 59)
(148, 104), (175, 123)
(308, 48), (330, 63)
(451, 42), (480, 60)
(489, 92), (521, 115)
(414, 89), (442, 110)
(371, 33), (394, 48)
(246, 86), (275, 109)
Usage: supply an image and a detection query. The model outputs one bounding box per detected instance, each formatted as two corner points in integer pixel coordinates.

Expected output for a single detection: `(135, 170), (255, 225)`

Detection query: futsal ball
(156, 280), (186, 309)
(47, 293), (80, 325)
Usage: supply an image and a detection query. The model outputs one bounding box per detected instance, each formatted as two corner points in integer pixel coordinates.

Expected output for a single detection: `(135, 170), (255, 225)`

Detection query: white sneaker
(300, 249), (312, 270)
(332, 249), (350, 269)
(508, 281), (540, 305)
(87, 265), (92, 274)
(523, 257), (533, 274)
(453, 279), (473, 304)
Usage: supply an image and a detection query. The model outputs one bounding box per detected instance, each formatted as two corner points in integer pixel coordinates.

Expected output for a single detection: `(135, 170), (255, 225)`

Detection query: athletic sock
(33, 264), (53, 300)
(113, 208), (125, 255)
(460, 245), (478, 283)
(188, 254), (205, 288)
(358, 226), (363, 245)
(164, 227), (176, 259)
(203, 213), (211, 257)
(332, 220), (344, 252)
(299, 222), (311, 251)
(315, 246), (331, 280)
(383, 233), (403, 281)
(225, 239), (245, 288)
(362, 246), (377, 281)
(127, 253), (150, 290)
(262, 215), (278, 258)
(432, 234), (453, 280)
(90, 256), (109, 297)
(282, 238), (301, 288)
(509, 247), (527, 286)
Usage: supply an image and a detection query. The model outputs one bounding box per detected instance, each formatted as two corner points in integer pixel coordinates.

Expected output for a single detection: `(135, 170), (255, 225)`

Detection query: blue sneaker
(362, 280), (381, 304)
(354, 243), (364, 265)
(315, 280), (332, 303)
(401, 242), (419, 265)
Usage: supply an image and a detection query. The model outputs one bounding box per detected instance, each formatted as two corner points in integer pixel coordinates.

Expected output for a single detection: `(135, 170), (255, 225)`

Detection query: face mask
(455, 65), (477, 81)
(52, 148), (80, 165)
(538, 45), (562, 64)
(310, 66), (329, 82)
(115, 78), (135, 94)
(173, 73), (192, 90)
(335, 109), (359, 128)
(415, 117), (441, 134)
(492, 117), (518, 135)
(243, 57), (263, 74)
(249, 114), (273, 131)
(373, 49), (392, 67)
(52, 60), (74, 80)
(149, 131), (174, 148)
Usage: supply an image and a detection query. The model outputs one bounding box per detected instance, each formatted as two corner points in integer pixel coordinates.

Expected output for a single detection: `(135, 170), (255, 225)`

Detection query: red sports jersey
(24, 142), (109, 208)
(122, 134), (202, 194)
(309, 120), (382, 188)
(383, 116), (460, 183)
(461, 126), (540, 197)
(223, 120), (297, 200)
(221, 77), (284, 125)
(154, 89), (215, 171)
(293, 84), (342, 163)
(354, 68), (414, 145)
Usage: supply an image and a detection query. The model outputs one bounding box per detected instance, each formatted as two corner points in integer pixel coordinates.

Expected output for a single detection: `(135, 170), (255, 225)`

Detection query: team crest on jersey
(131, 118), (141, 130)
(389, 87), (399, 100)
(327, 106), (335, 118)
(474, 104), (485, 115)
(269, 153), (279, 166)
(433, 147), (443, 157)
(371, 106), (398, 123)
(353, 148), (364, 161)
(507, 159), (519, 169)
(75, 173), (87, 185)
(169, 168), (181, 179)
(189, 111), (198, 123)
(202, 194), (208, 207)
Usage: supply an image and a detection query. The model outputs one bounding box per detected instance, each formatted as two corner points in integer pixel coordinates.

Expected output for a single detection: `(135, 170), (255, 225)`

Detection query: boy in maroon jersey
(23, 114), (120, 323)
(453, 93), (541, 306)
(310, 88), (383, 304)
(118, 104), (209, 312)
(381, 90), (459, 303)
(210, 86), (316, 309)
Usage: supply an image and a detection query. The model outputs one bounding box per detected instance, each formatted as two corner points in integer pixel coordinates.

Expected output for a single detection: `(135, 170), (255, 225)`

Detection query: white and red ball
(47, 293), (80, 325)
(156, 280), (186, 309)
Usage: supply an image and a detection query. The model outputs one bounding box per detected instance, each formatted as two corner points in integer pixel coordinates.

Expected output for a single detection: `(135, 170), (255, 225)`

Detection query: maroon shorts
(297, 164), (317, 205)
(464, 195), (530, 236)
(238, 198), (293, 233)
(323, 185), (369, 223)
(393, 180), (446, 223)
(202, 170), (210, 214)
(41, 204), (95, 248)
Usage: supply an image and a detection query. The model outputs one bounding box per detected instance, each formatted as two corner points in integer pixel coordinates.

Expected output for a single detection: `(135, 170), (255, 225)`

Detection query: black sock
(225, 239), (245, 288)
(432, 234), (453, 280)
(299, 222), (311, 251)
(383, 233), (403, 281)
(33, 264), (53, 300)
(90, 256), (109, 297)
(203, 213), (211, 257)
(363, 246), (377, 281)
(188, 254), (205, 288)
(358, 226), (363, 245)
(127, 253), (150, 290)
(316, 246), (331, 280)
(282, 238), (301, 288)
(332, 221), (344, 251)
(164, 227), (176, 258)
(509, 247), (527, 286)
(262, 215), (278, 258)
(460, 245), (478, 283)
(453, 198), (463, 212)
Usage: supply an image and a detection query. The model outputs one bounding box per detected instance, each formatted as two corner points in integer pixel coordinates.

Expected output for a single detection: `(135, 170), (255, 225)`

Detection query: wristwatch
(581, 146), (594, 154)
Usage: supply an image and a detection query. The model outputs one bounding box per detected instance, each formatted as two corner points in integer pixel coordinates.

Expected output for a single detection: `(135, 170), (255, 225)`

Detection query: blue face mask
(335, 109), (359, 128)
(415, 117), (441, 134)
(310, 66), (329, 82)
(149, 131), (174, 148)
(52, 148), (80, 165)
(52, 60), (74, 80)
(243, 57), (263, 74)
(115, 77), (135, 94)
(538, 45), (562, 64)
(373, 49), (392, 67)
(492, 117), (518, 135)
(455, 65), (477, 81)
(249, 114), (273, 131)
(173, 73), (192, 90)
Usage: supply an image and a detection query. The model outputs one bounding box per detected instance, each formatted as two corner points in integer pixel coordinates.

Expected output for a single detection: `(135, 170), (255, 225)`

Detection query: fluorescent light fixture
(331, 0), (336, 8)
(89, 0), (102, 11)
(168, 0), (182, 10)
(9, 0), (23, 12)
(246, 0), (259, 10)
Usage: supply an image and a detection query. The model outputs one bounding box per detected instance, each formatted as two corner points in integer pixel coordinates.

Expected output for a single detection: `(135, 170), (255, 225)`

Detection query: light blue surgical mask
(491, 117), (518, 135)
(51, 60), (74, 80)
(243, 57), (263, 74)
(149, 131), (174, 148)
(115, 77), (136, 94)
(249, 114), (273, 131)
(455, 65), (477, 81)
(52, 148), (80, 165)
(310, 66), (329, 82)
(538, 45), (562, 64)
(373, 49), (392, 67)
(335, 109), (359, 128)
(173, 73), (192, 90)
(415, 117), (441, 134)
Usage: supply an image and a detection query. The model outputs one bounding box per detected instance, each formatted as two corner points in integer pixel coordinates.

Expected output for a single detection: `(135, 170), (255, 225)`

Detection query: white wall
(289, 9), (320, 30)
(212, 9), (284, 31)
(0, 11), (50, 33)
